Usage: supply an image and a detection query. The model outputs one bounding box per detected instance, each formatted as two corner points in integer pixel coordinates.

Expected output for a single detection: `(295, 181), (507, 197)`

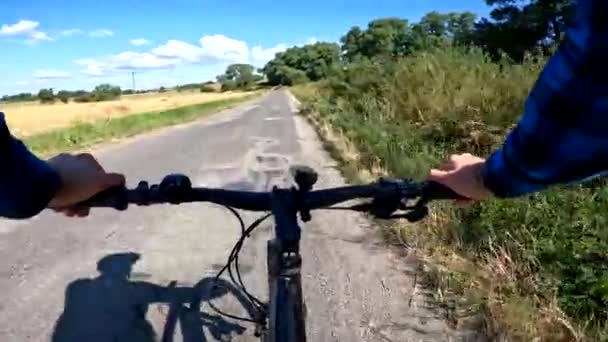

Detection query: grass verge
(291, 47), (607, 341)
(24, 94), (259, 156)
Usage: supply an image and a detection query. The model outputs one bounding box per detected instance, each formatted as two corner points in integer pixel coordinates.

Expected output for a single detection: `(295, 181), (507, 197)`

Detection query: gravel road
(0, 91), (482, 341)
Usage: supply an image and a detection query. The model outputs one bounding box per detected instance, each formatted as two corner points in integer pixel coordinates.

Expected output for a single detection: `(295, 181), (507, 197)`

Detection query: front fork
(261, 238), (307, 342)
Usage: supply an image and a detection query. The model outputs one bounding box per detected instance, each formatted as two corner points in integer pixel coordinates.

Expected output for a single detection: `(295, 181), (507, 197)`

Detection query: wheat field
(0, 90), (253, 137)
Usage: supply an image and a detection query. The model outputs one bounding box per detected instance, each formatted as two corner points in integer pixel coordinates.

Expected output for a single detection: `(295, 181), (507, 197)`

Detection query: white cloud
(199, 34), (250, 63)
(251, 43), (287, 66)
(75, 51), (178, 76)
(0, 20), (52, 43)
(89, 29), (114, 38)
(130, 38), (150, 46)
(151, 35), (250, 64)
(112, 51), (178, 70)
(15, 80), (29, 86)
(34, 69), (71, 79)
(0, 20), (38, 36)
(75, 34), (288, 77)
(59, 28), (83, 37)
(152, 40), (203, 62)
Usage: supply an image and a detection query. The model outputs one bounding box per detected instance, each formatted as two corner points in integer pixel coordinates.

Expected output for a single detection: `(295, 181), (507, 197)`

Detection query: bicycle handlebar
(80, 173), (463, 221)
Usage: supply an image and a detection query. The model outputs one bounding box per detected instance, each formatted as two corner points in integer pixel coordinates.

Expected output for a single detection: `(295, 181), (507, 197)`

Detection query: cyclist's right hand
(428, 153), (493, 203)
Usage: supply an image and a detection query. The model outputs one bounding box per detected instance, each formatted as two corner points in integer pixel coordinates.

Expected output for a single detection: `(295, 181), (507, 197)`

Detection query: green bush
(74, 94), (95, 103)
(300, 47), (607, 339)
(92, 84), (121, 101)
(56, 91), (70, 104)
(38, 88), (55, 104)
(200, 85), (216, 93)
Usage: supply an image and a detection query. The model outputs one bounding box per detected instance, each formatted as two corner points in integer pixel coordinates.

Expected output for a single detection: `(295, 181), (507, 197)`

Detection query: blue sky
(0, 0), (491, 95)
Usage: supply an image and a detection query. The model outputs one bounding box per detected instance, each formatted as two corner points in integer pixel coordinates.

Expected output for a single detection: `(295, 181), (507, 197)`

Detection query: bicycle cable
(206, 204), (364, 325)
(205, 206), (272, 324)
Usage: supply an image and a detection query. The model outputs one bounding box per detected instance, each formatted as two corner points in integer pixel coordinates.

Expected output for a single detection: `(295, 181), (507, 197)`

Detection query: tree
(92, 84), (121, 101)
(37, 88), (55, 104)
(473, 0), (573, 61)
(341, 18), (412, 61)
(57, 90), (70, 103)
(447, 12), (477, 45)
(216, 64), (259, 90)
(262, 42), (340, 85)
(1, 92), (35, 103)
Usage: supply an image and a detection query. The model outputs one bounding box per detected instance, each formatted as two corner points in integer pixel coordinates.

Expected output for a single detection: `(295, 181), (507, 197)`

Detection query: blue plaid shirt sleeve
(483, 0), (608, 198)
(0, 112), (61, 218)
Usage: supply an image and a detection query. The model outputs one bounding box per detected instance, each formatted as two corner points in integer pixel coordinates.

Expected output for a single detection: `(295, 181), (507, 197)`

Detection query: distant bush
(92, 84), (121, 101)
(122, 89), (135, 95)
(200, 85), (216, 92)
(159, 86), (167, 93)
(220, 80), (237, 92)
(1, 92), (35, 103)
(74, 94), (95, 103)
(38, 88), (55, 104)
(56, 90), (70, 104)
(176, 83), (205, 92)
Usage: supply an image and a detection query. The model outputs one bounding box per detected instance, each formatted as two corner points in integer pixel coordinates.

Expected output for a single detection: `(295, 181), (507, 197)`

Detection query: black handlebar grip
(422, 181), (467, 201)
(79, 186), (129, 210)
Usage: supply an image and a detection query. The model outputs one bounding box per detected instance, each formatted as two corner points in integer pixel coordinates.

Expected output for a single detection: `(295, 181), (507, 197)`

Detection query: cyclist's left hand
(46, 153), (125, 217)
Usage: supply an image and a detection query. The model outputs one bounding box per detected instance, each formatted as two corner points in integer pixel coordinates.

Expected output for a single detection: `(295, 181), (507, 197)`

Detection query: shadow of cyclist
(52, 252), (260, 342)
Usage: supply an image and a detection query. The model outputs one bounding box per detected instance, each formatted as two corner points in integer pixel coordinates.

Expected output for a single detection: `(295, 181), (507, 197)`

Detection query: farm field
(1, 90), (254, 136)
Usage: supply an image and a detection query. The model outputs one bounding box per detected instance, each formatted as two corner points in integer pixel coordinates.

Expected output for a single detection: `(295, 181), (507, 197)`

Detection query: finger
(449, 154), (461, 162)
(63, 209), (77, 217)
(104, 173), (126, 187)
(428, 169), (449, 181)
(78, 153), (104, 172)
(74, 207), (90, 217)
(455, 199), (474, 208)
(435, 159), (457, 171)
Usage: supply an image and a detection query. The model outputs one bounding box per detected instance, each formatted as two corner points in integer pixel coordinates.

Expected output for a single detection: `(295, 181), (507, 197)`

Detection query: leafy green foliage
(297, 45), (607, 339)
(341, 18), (413, 61)
(217, 64), (259, 91)
(92, 84), (121, 101)
(262, 42), (340, 85)
(176, 83), (207, 92)
(37, 88), (55, 104)
(1, 93), (35, 103)
(474, 0), (573, 61)
(200, 85), (216, 93)
(56, 90), (70, 104)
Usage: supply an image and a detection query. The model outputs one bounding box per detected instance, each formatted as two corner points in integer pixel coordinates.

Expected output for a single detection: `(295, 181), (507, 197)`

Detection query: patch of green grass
(25, 94), (259, 156)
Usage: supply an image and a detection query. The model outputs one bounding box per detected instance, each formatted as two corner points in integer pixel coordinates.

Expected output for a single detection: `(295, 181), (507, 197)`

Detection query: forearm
(482, 0), (608, 197)
(0, 113), (61, 218)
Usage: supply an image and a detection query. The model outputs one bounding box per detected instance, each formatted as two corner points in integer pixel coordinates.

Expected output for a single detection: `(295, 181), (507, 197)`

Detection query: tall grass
(294, 47), (608, 341)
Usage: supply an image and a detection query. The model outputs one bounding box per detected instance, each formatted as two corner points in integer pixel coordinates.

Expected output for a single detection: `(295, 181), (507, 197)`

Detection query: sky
(0, 0), (491, 96)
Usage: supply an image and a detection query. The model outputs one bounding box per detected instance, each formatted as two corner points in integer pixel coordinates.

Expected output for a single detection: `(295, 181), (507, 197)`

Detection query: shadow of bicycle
(52, 252), (260, 342)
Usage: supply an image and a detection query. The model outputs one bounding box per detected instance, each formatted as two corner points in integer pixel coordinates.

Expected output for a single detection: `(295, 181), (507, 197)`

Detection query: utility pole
(131, 71), (136, 90)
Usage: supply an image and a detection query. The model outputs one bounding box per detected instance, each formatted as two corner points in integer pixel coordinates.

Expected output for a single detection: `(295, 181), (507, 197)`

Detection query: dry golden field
(0, 90), (253, 136)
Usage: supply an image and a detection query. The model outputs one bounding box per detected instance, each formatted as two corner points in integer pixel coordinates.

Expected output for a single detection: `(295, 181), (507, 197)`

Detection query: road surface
(0, 91), (481, 341)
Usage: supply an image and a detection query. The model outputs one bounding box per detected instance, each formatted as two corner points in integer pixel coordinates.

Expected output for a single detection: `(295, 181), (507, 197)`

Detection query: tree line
(1, 83), (216, 105)
(258, 0), (572, 86)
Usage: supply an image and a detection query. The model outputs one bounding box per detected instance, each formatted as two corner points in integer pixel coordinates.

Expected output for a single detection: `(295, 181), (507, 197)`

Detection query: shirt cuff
(482, 147), (545, 198)
(1, 121), (62, 218)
